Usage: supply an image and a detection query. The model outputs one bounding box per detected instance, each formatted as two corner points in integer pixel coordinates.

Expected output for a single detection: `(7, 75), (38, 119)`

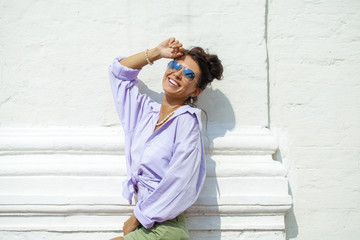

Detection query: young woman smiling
(109, 37), (223, 240)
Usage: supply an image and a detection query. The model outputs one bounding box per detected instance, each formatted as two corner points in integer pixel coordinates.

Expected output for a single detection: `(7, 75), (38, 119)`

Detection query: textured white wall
(268, 0), (360, 239)
(1, 1), (290, 240)
(0, 0), (268, 128)
(2, 0), (359, 240)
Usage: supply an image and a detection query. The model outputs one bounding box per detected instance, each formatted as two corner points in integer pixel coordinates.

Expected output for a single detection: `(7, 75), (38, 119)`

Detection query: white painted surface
(0, 0), (268, 128)
(268, 0), (360, 239)
(2, 0), (358, 239)
(0, 128), (291, 239)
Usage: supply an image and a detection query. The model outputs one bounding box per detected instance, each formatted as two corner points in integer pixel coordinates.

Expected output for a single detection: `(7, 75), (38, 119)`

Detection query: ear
(191, 88), (202, 98)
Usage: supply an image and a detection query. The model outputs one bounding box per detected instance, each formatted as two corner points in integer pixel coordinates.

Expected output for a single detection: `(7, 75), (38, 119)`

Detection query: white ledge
(0, 126), (278, 155)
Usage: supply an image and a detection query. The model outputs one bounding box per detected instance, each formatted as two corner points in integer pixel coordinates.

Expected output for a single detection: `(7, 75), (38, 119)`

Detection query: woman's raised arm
(119, 37), (184, 69)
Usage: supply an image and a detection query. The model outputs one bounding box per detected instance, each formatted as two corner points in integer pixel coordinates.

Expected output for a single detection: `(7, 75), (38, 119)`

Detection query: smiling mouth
(168, 78), (180, 87)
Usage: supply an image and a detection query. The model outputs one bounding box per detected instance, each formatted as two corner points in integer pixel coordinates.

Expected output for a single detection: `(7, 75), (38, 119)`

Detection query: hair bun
(206, 54), (223, 80)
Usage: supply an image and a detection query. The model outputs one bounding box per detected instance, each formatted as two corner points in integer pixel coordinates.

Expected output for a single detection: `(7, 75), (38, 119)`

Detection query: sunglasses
(167, 60), (196, 82)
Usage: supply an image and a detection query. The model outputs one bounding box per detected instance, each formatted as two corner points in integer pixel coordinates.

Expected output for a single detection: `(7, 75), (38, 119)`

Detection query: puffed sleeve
(133, 113), (206, 229)
(109, 56), (155, 133)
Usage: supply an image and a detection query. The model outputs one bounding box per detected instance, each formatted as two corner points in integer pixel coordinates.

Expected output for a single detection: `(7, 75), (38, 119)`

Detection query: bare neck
(159, 95), (184, 118)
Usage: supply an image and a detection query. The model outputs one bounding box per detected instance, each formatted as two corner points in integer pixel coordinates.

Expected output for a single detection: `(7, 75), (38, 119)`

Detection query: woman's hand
(123, 213), (140, 236)
(118, 37), (184, 69)
(155, 37), (184, 59)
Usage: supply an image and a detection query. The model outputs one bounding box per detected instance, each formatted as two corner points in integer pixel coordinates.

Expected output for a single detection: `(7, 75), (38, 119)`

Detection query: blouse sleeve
(108, 56), (155, 133)
(133, 114), (206, 229)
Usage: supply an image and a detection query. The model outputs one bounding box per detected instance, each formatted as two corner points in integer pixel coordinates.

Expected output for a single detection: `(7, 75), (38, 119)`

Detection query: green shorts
(123, 214), (189, 240)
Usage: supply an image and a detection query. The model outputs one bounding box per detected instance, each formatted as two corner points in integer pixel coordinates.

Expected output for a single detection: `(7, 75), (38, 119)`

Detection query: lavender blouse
(109, 56), (206, 229)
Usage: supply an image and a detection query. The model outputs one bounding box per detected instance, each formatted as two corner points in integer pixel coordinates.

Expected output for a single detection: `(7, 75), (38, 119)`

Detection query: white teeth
(169, 78), (179, 87)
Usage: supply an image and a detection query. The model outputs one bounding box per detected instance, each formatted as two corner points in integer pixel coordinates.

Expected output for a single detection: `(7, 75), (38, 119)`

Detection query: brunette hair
(177, 47), (223, 105)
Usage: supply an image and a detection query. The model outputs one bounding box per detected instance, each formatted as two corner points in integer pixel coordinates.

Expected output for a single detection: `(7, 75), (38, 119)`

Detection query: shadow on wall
(138, 80), (236, 239)
(274, 149), (298, 239)
(199, 87), (235, 239)
(286, 193), (298, 239)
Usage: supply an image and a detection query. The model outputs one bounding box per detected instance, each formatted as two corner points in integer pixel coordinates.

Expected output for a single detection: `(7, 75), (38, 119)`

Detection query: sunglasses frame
(167, 60), (196, 82)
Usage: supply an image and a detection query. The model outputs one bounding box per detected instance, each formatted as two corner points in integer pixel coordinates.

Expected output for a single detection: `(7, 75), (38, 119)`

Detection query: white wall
(268, 0), (360, 239)
(1, 0), (358, 239)
(0, 0), (268, 128)
(1, 1), (290, 239)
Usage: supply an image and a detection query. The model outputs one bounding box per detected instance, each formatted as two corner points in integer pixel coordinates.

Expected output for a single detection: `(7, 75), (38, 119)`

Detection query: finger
(172, 47), (183, 56)
(171, 43), (183, 49)
(168, 37), (176, 47)
(176, 52), (184, 57)
(171, 40), (179, 46)
(170, 39), (181, 48)
(170, 44), (180, 48)
(172, 43), (183, 48)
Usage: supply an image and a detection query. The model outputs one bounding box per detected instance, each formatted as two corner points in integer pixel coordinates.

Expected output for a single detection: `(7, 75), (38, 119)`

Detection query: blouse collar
(150, 102), (203, 130)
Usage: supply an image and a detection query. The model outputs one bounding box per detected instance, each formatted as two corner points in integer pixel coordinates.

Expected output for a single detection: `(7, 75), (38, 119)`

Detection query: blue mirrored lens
(167, 61), (181, 70)
(183, 68), (195, 80)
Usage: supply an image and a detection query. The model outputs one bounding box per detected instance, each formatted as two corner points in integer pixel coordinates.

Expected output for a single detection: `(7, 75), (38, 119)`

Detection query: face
(162, 55), (202, 104)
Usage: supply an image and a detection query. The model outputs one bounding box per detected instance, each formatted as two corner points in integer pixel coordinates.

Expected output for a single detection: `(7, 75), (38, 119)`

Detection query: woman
(109, 37), (223, 240)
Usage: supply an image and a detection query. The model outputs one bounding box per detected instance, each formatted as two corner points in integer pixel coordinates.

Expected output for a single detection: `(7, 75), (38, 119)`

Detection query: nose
(173, 69), (182, 80)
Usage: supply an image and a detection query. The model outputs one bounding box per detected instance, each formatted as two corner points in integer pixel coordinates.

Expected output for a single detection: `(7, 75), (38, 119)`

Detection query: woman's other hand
(156, 37), (184, 59)
(123, 213), (140, 235)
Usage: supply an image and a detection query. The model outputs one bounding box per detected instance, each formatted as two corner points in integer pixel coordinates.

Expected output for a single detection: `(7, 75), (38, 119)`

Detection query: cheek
(163, 71), (172, 81)
(183, 82), (198, 94)
(162, 72), (168, 84)
(190, 78), (200, 89)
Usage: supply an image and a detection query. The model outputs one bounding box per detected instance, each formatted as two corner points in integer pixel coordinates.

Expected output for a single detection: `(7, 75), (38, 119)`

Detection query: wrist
(131, 213), (140, 225)
(148, 47), (162, 63)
